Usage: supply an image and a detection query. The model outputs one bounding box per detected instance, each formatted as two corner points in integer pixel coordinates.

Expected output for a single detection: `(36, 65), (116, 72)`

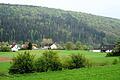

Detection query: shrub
(9, 52), (35, 74)
(112, 59), (118, 65)
(107, 40), (120, 56)
(106, 52), (114, 57)
(62, 56), (71, 69)
(0, 45), (11, 52)
(0, 42), (11, 52)
(28, 42), (32, 50)
(64, 54), (89, 69)
(65, 42), (76, 50)
(111, 48), (120, 56)
(35, 51), (62, 72)
(35, 57), (47, 72)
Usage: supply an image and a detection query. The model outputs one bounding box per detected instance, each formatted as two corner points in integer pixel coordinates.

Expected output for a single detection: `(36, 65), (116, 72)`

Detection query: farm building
(100, 44), (115, 52)
(10, 43), (20, 52)
(42, 43), (58, 50)
(91, 44), (115, 53)
(50, 44), (57, 49)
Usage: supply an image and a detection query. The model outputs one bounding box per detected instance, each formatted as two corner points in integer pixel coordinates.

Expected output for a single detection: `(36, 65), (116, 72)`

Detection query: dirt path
(0, 57), (12, 62)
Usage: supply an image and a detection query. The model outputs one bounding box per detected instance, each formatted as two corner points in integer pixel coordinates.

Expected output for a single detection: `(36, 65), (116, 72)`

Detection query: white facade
(91, 50), (112, 53)
(42, 46), (49, 49)
(106, 50), (112, 53)
(32, 46), (38, 50)
(91, 50), (101, 52)
(50, 44), (57, 49)
(11, 45), (20, 52)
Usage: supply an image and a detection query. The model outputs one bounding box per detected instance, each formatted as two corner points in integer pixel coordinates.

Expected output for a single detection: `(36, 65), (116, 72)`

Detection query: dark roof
(101, 44), (115, 50)
(11, 44), (16, 48)
(44, 43), (53, 46)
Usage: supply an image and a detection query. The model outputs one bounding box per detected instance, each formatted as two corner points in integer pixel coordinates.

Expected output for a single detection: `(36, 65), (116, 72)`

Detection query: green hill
(0, 3), (120, 47)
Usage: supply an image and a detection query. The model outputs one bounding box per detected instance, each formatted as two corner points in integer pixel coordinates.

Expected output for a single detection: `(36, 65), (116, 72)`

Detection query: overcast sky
(0, 0), (120, 19)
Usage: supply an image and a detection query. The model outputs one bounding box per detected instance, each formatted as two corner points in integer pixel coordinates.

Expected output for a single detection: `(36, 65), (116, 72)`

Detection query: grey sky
(0, 0), (120, 19)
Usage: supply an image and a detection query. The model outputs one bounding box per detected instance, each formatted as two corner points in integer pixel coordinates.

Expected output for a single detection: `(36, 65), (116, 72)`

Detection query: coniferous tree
(28, 42), (32, 50)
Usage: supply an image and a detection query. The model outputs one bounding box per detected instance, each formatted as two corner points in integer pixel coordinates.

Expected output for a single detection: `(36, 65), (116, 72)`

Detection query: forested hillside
(0, 4), (120, 47)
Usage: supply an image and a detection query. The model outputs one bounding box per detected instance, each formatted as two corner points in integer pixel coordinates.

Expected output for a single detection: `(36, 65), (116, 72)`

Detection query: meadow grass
(0, 50), (118, 64)
(0, 63), (120, 80)
(0, 62), (10, 73)
(0, 50), (120, 80)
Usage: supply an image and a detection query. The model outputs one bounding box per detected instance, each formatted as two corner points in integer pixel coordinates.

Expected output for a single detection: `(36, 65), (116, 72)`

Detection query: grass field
(0, 63), (120, 80)
(0, 50), (119, 64)
(0, 50), (120, 80)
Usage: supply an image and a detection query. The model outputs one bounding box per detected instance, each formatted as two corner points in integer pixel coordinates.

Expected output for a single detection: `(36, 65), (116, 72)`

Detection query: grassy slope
(0, 63), (120, 80)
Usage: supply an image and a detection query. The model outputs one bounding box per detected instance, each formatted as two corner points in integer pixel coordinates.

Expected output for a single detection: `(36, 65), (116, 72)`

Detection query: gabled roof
(101, 44), (115, 50)
(11, 44), (16, 48)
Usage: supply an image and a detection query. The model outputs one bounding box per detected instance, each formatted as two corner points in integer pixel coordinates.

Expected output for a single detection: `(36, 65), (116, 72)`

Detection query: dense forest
(0, 4), (120, 47)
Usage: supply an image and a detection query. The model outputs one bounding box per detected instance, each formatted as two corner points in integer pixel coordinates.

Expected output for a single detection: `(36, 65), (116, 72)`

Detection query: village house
(21, 42), (38, 50)
(42, 43), (58, 50)
(10, 43), (20, 52)
(50, 44), (58, 49)
(32, 44), (38, 50)
(100, 44), (115, 52)
(91, 44), (115, 53)
(21, 43), (28, 49)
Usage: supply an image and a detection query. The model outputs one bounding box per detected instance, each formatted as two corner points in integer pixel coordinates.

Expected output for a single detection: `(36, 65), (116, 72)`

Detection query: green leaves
(35, 51), (62, 72)
(9, 52), (35, 74)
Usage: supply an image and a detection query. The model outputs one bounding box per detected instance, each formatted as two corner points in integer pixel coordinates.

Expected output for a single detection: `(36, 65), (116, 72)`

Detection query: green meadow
(0, 50), (120, 80)
(0, 50), (118, 64)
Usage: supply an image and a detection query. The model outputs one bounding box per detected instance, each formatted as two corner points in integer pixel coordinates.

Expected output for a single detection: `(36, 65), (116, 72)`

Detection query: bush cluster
(9, 51), (89, 74)
(0, 42), (11, 52)
(63, 54), (89, 69)
(106, 40), (120, 57)
(0, 45), (11, 52)
(64, 42), (89, 50)
(9, 52), (35, 74)
(35, 51), (62, 72)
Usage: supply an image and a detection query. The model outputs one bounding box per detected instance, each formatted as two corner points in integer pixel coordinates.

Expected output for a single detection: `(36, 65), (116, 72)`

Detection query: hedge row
(9, 51), (90, 74)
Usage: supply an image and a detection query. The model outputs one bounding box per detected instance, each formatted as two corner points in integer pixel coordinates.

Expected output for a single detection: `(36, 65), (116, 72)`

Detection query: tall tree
(28, 42), (32, 50)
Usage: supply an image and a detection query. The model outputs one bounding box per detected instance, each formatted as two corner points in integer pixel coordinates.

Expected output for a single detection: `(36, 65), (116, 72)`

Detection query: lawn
(0, 63), (120, 80)
(0, 62), (10, 73)
(0, 50), (120, 80)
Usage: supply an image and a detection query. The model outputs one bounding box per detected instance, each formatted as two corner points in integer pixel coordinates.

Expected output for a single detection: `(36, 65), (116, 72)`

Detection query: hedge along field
(0, 50), (119, 64)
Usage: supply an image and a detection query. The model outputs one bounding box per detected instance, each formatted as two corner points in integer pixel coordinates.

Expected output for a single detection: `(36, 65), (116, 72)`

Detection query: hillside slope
(0, 4), (120, 47)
